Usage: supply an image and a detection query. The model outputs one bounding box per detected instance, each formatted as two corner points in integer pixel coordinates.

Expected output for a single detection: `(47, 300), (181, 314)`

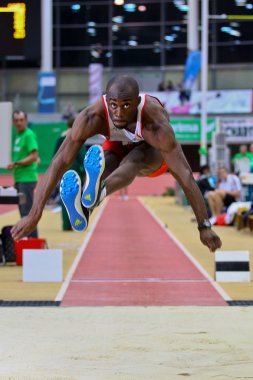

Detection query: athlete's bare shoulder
(141, 94), (177, 150)
(71, 98), (107, 141)
(142, 94), (170, 132)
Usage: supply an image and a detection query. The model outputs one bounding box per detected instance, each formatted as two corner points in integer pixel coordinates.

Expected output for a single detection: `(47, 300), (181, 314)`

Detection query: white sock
(99, 185), (107, 204)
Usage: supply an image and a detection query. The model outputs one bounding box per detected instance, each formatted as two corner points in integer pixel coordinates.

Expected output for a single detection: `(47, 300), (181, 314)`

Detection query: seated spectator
(207, 167), (242, 216)
(196, 165), (217, 197)
(196, 165), (217, 217)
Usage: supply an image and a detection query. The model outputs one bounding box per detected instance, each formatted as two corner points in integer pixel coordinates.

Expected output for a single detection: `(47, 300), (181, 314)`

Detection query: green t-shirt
(12, 128), (38, 182)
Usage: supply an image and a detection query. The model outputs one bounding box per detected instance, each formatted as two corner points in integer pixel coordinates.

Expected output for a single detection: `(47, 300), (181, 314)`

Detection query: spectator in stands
(157, 80), (174, 92)
(157, 82), (166, 91)
(6, 111), (39, 237)
(207, 167), (242, 216)
(232, 144), (251, 175)
(165, 80), (175, 91)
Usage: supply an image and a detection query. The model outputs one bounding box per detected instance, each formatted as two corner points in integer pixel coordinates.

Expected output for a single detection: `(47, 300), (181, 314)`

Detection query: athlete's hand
(199, 228), (222, 252)
(11, 215), (40, 240)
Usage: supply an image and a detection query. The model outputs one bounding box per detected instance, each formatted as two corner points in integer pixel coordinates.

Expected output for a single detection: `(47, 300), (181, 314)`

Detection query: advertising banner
(150, 90), (252, 115)
(170, 118), (215, 142)
(38, 72), (56, 113)
(220, 117), (253, 143)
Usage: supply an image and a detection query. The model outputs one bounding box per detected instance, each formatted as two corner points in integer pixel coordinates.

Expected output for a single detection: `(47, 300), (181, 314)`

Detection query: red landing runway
(61, 198), (226, 307)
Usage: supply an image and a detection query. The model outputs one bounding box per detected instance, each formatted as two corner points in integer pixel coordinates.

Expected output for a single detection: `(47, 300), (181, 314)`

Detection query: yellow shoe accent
(75, 219), (82, 226)
(84, 194), (91, 201)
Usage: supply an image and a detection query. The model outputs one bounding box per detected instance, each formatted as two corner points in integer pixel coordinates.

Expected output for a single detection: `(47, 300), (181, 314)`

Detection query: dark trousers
(15, 182), (38, 238)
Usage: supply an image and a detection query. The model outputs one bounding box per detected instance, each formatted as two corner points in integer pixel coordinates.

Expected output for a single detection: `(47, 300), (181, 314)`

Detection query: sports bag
(1, 226), (16, 263)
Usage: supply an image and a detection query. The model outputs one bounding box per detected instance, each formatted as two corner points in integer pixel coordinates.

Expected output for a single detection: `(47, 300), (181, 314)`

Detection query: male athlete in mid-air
(11, 75), (222, 252)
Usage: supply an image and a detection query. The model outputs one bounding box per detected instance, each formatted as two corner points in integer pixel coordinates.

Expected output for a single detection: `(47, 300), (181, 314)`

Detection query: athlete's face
(106, 86), (141, 129)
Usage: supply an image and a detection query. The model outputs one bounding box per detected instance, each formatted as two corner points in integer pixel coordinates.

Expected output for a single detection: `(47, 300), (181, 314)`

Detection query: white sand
(0, 307), (253, 379)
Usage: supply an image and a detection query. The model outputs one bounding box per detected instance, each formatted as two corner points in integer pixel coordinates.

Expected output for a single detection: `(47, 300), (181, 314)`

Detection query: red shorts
(102, 140), (168, 178)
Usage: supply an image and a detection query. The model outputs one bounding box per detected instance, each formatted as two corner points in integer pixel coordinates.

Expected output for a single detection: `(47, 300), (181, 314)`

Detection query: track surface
(62, 198), (226, 306)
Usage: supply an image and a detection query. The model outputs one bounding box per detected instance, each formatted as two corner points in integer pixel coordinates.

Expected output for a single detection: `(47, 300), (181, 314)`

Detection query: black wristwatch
(198, 219), (211, 231)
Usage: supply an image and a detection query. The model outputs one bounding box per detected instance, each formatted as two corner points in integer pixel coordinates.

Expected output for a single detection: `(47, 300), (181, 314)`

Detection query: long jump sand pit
(0, 306), (253, 379)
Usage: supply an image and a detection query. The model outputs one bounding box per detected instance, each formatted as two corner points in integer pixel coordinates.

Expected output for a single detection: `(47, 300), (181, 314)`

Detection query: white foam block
(215, 250), (249, 262)
(23, 249), (63, 282)
(0, 102), (12, 168)
(216, 271), (251, 283)
(215, 250), (250, 283)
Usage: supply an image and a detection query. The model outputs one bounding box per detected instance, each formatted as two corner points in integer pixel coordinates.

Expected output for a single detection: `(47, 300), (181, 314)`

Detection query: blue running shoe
(60, 170), (89, 231)
(81, 145), (105, 209)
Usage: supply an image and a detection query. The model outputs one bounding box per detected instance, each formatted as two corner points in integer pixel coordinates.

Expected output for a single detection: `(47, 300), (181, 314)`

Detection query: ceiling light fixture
(138, 5), (146, 12)
(71, 4), (81, 12)
(123, 3), (136, 12)
(114, 0), (124, 5)
(112, 15), (124, 23)
(128, 40), (138, 46)
(234, 0), (246, 5)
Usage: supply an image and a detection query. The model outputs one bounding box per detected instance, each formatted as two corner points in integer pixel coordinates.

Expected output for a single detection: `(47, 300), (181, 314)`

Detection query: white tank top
(101, 94), (147, 144)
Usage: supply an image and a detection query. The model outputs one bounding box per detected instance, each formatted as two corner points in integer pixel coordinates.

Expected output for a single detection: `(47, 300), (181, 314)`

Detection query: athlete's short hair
(106, 75), (139, 98)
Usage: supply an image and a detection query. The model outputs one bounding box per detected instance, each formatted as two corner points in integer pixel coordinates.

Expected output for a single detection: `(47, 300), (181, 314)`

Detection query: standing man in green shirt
(232, 144), (251, 175)
(7, 110), (39, 238)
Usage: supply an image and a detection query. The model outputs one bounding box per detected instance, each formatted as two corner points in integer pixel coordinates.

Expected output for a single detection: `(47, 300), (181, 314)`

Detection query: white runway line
(71, 278), (209, 283)
(0, 209), (17, 216)
(139, 197), (231, 301)
(55, 199), (108, 302)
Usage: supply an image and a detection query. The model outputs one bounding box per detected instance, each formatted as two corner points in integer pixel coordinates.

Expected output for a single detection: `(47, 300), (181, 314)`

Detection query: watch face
(198, 219), (211, 229)
(203, 220), (211, 228)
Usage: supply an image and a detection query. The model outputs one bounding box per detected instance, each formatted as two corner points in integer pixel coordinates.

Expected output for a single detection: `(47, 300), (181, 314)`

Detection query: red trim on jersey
(102, 141), (135, 161)
(148, 94), (164, 107)
(101, 96), (110, 140)
(139, 94), (147, 138)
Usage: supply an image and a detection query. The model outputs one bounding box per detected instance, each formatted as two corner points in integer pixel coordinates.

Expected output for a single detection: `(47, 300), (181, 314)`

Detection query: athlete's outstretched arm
(143, 119), (222, 252)
(11, 105), (105, 240)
